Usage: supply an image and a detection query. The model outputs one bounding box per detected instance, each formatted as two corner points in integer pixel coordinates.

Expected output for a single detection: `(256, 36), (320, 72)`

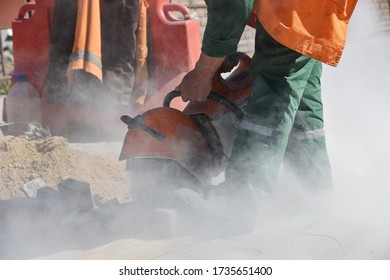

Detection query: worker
(175, 0), (358, 230)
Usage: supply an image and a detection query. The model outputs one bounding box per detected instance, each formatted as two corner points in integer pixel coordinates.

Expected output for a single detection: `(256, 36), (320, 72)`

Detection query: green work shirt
(202, 0), (254, 57)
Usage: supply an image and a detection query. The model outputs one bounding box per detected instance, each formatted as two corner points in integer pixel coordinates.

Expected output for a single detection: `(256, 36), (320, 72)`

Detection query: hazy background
(322, 1), (390, 218)
(314, 0), (390, 256)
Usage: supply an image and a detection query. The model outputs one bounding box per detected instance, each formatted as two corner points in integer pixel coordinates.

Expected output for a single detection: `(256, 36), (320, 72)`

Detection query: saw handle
(120, 115), (166, 142)
(163, 90), (244, 120)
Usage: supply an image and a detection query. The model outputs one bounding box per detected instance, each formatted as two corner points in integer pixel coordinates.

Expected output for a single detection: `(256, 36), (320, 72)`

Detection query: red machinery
(5, 0), (201, 139)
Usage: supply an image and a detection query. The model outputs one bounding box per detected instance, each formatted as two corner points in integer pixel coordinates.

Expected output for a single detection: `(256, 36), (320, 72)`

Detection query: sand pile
(0, 135), (128, 205)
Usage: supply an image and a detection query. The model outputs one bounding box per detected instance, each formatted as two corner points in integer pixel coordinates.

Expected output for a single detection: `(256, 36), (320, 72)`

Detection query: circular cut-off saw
(119, 52), (254, 209)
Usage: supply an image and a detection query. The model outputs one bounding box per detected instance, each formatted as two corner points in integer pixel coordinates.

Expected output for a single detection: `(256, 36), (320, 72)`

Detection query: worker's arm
(202, 0), (254, 57)
(180, 0), (254, 103)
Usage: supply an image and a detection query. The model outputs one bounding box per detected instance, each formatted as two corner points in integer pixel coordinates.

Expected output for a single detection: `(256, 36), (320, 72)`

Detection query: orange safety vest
(249, 0), (358, 66)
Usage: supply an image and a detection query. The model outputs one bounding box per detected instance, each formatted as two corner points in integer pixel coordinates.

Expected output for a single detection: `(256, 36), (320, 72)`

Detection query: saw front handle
(120, 115), (166, 142)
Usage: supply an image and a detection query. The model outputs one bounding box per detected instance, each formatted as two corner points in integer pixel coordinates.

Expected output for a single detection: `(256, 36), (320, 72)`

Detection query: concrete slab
(35, 214), (387, 260)
(39, 237), (196, 260)
(153, 216), (375, 260)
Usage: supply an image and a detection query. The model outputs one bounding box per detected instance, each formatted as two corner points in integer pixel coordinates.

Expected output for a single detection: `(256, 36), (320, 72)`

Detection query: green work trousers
(225, 21), (332, 198)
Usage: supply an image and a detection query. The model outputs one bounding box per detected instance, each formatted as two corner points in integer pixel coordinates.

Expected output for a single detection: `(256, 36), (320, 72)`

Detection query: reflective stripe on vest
(69, 50), (102, 69)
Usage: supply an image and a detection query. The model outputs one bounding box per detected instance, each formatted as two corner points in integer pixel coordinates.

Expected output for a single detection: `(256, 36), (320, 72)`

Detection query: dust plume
(320, 0), (390, 258)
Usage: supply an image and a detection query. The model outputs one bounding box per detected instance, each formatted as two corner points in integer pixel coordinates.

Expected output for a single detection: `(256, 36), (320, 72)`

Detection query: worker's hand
(178, 69), (212, 103)
(177, 53), (225, 103)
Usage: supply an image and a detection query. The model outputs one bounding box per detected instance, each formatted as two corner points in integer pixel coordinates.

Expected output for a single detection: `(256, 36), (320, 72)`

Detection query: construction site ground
(1, 2), (390, 260)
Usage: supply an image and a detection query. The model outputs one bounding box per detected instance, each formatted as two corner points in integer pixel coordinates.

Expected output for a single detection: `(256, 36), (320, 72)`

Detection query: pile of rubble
(0, 133), (128, 205)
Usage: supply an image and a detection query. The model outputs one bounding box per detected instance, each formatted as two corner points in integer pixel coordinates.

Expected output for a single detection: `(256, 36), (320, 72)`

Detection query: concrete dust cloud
(253, 0), (390, 258)
(323, 0), (390, 225)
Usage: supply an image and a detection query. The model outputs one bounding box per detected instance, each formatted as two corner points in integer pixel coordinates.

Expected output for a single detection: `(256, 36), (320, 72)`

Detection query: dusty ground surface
(0, 135), (129, 205)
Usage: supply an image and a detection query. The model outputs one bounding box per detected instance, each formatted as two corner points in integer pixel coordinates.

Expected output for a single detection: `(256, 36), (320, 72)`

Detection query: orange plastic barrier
(12, 0), (54, 94)
(142, 0), (201, 111)
(0, 0), (25, 29)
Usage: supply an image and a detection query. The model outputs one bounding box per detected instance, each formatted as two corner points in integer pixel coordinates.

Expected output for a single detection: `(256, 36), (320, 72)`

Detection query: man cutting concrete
(176, 0), (358, 231)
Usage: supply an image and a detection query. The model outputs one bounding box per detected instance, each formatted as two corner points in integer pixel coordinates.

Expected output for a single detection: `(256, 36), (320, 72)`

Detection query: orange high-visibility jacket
(250, 0), (358, 66)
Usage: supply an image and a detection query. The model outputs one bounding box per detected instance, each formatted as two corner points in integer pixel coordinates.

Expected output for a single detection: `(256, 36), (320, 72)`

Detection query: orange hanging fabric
(133, 0), (149, 105)
(253, 0), (358, 66)
(68, 0), (103, 81)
